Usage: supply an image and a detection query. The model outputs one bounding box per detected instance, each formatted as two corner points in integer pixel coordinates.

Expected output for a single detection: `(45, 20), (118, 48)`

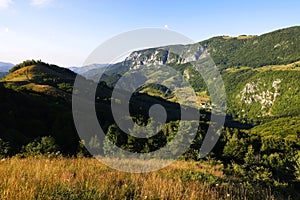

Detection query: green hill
(0, 61), (80, 154)
(222, 62), (300, 122)
(2, 60), (76, 97)
(200, 26), (300, 70)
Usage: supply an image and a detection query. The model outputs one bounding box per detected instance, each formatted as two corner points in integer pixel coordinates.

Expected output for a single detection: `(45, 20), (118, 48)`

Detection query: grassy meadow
(0, 157), (278, 200)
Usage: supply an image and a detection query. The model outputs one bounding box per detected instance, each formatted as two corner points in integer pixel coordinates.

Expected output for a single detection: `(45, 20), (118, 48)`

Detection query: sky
(0, 0), (299, 67)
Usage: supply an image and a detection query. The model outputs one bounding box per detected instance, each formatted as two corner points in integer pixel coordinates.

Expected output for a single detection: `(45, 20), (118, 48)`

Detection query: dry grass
(225, 61), (300, 73)
(0, 158), (276, 200)
(255, 61), (300, 71)
(222, 35), (256, 40)
(2, 66), (35, 82)
(236, 35), (256, 40)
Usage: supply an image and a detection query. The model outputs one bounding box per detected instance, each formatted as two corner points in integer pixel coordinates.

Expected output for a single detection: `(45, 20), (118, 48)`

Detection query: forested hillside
(200, 26), (300, 70)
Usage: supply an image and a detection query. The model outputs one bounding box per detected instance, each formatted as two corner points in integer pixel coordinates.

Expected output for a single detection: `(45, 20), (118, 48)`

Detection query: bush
(0, 138), (10, 158)
(20, 136), (60, 157)
(57, 83), (73, 93)
(9, 59), (43, 73)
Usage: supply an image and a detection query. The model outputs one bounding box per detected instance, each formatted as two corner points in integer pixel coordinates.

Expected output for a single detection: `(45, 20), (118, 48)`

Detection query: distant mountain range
(69, 63), (108, 77)
(0, 61), (14, 72)
(0, 62), (14, 78)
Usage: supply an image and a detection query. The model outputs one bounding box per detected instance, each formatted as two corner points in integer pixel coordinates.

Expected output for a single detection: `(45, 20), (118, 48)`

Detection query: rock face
(125, 44), (207, 70)
(238, 79), (282, 116)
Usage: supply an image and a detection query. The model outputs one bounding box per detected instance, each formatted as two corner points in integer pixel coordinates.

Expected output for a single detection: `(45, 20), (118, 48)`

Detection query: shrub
(57, 83), (73, 93)
(9, 59), (43, 73)
(0, 138), (10, 158)
(20, 136), (60, 157)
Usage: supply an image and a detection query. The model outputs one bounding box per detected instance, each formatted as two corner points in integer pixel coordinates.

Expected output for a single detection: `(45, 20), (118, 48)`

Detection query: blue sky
(0, 0), (299, 67)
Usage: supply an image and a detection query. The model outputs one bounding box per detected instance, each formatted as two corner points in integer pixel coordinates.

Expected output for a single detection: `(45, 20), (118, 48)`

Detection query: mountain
(199, 26), (300, 70)
(0, 61), (14, 72)
(0, 72), (8, 78)
(85, 26), (300, 122)
(0, 61), (14, 78)
(85, 26), (300, 82)
(69, 63), (108, 75)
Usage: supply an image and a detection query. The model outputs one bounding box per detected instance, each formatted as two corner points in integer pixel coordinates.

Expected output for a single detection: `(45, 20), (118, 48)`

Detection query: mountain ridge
(88, 26), (300, 122)
(105, 25), (300, 73)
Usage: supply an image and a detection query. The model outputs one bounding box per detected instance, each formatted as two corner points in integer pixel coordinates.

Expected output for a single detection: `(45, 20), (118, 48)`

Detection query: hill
(200, 26), (300, 70)
(222, 62), (300, 122)
(0, 60), (80, 154)
(2, 60), (76, 99)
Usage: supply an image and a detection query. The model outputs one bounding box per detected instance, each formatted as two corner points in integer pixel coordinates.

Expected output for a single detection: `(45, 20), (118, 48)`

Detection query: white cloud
(30, 0), (52, 7)
(5, 27), (9, 32)
(0, 0), (13, 9)
(164, 25), (169, 29)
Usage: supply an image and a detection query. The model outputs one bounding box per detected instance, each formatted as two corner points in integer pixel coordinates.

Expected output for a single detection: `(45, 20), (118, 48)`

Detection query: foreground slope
(0, 61), (79, 154)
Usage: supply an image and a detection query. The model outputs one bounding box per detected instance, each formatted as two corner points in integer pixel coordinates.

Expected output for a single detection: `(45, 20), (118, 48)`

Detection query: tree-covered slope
(200, 26), (300, 70)
(91, 26), (300, 80)
(222, 64), (300, 122)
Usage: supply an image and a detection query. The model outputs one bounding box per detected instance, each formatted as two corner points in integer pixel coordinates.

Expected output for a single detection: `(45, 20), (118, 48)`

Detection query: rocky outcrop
(125, 44), (206, 70)
(238, 79), (282, 116)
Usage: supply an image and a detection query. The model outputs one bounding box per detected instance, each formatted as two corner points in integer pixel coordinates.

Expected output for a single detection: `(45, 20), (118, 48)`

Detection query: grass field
(0, 158), (277, 200)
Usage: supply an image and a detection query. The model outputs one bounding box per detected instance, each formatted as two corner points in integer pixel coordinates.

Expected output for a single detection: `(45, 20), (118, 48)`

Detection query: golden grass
(2, 66), (35, 82)
(225, 61), (300, 73)
(23, 83), (58, 93)
(138, 87), (211, 109)
(222, 35), (256, 40)
(222, 36), (233, 40)
(255, 61), (300, 72)
(0, 158), (276, 200)
(224, 66), (252, 73)
(236, 35), (256, 40)
(196, 91), (210, 103)
(1, 64), (74, 83)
